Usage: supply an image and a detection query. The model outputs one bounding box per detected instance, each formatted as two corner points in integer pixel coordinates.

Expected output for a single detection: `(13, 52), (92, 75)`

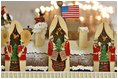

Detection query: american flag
(61, 5), (79, 18)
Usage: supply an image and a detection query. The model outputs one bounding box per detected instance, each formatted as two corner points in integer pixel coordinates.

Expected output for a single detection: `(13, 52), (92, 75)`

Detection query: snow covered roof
(79, 27), (89, 32)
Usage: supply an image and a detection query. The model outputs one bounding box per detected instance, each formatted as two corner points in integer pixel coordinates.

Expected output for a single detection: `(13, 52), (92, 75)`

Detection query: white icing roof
(79, 27), (89, 32)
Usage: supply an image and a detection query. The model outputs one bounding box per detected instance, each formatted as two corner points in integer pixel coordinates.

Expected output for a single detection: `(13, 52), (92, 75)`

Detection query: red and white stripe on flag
(61, 5), (79, 18)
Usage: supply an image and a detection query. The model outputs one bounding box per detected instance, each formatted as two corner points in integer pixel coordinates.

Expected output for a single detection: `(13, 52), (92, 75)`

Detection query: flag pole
(57, 1), (63, 16)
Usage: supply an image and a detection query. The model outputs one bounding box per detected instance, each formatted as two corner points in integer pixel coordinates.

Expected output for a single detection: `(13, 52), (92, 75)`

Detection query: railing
(1, 72), (117, 78)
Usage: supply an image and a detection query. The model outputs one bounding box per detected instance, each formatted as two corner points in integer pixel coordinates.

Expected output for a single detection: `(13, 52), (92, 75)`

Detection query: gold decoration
(1, 28), (9, 46)
(8, 20), (23, 36)
(101, 34), (108, 41)
(20, 30), (31, 46)
(57, 1), (63, 7)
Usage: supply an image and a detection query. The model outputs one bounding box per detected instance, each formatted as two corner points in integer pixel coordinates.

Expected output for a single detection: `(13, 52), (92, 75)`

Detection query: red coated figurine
(18, 45), (27, 60)
(4, 41), (12, 71)
(48, 39), (53, 56)
(17, 41), (27, 71)
(108, 43), (115, 62)
(93, 43), (101, 61)
(4, 44), (12, 60)
(65, 40), (70, 56)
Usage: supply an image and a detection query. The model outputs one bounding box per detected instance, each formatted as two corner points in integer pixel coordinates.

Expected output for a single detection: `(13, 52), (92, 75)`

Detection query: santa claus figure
(34, 16), (45, 24)
(18, 41), (27, 71)
(1, 5), (13, 26)
(1, 5), (6, 26)
(1, 6), (6, 16)
(93, 41), (101, 71)
(34, 11), (45, 24)
(108, 41), (115, 72)
(4, 41), (12, 71)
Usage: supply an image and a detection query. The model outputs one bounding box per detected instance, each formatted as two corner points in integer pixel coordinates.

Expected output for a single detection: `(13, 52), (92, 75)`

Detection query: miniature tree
(100, 45), (109, 62)
(55, 38), (62, 52)
(11, 44), (19, 61)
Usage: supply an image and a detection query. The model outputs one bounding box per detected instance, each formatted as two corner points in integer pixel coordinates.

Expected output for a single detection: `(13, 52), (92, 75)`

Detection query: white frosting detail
(79, 27), (89, 32)
(70, 50), (92, 55)
(33, 22), (47, 33)
(70, 65), (93, 71)
(1, 65), (117, 71)
(26, 66), (48, 72)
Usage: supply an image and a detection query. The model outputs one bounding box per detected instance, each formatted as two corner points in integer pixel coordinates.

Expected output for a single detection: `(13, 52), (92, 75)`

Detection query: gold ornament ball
(57, 1), (63, 7)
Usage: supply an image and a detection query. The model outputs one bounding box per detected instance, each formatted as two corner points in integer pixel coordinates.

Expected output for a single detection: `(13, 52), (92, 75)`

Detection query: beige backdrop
(1, 1), (117, 40)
